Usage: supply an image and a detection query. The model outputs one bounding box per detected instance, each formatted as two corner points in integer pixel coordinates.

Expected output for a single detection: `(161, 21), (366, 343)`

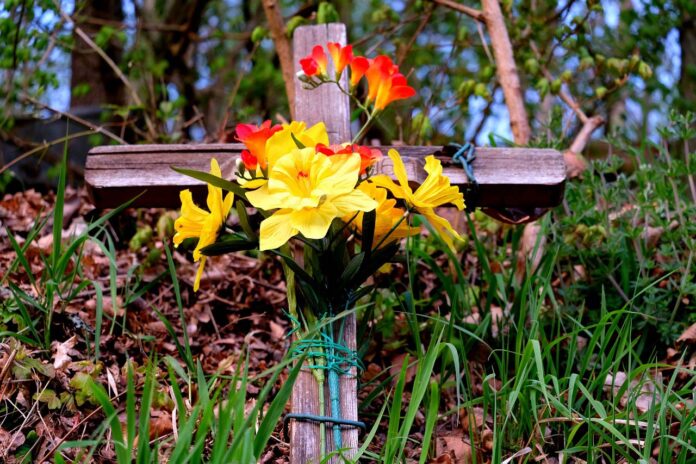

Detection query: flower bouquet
(172, 41), (465, 456)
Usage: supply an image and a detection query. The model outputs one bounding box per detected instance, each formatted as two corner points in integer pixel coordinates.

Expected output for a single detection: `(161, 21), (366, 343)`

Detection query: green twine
(287, 318), (364, 450)
(446, 142), (478, 211)
(288, 334), (362, 374)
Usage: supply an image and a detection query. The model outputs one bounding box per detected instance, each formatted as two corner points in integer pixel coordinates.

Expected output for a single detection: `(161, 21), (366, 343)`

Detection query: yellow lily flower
(350, 182), (418, 248)
(246, 148), (377, 250)
(371, 148), (465, 249)
(173, 159), (234, 291)
(264, 121), (329, 169)
(371, 149), (465, 210)
(238, 121), (330, 191)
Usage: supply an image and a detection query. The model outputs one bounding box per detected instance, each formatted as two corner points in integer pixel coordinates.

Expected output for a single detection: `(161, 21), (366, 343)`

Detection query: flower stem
(352, 111), (378, 144)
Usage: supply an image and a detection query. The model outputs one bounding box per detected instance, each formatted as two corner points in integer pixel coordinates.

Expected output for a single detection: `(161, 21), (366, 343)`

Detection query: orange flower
(349, 56), (369, 89)
(235, 120), (281, 169)
(326, 42), (353, 76)
(365, 55), (416, 111)
(316, 143), (383, 175)
(299, 45), (328, 77)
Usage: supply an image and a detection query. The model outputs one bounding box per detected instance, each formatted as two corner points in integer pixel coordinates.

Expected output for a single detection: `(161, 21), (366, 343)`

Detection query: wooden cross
(85, 24), (565, 463)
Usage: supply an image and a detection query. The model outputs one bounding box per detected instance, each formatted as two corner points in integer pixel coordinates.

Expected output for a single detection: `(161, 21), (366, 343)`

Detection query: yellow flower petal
(289, 204), (339, 239)
(265, 121), (329, 168)
(419, 207), (464, 251)
(331, 189), (378, 215)
(412, 155), (465, 210)
(388, 149), (412, 194)
(258, 209), (298, 251)
(193, 256), (207, 292)
(251, 147), (376, 249)
(174, 158), (234, 291)
(316, 154), (362, 196)
(350, 181), (417, 248)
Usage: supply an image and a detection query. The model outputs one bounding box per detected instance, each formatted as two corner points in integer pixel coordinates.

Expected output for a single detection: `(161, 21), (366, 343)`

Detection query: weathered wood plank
(85, 145), (566, 209)
(291, 23), (358, 464)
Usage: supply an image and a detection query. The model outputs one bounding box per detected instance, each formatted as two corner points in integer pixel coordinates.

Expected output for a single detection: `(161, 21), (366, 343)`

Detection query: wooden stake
(290, 24), (359, 464)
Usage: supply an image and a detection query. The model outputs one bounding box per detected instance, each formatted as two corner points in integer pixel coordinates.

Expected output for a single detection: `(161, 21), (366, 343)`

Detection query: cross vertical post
(290, 24), (360, 464)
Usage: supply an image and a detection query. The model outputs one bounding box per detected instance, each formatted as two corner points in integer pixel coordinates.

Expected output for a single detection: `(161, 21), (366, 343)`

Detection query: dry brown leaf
(389, 353), (417, 385)
(435, 434), (472, 464)
(0, 428), (26, 455)
(269, 320), (286, 340)
(149, 411), (173, 440)
(51, 335), (77, 370)
(677, 322), (696, 346)
(461, 407), (485, 433)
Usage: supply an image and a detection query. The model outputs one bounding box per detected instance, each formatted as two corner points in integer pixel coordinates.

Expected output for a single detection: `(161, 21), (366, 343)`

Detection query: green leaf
(290, 132), (306, 149)
(199, 233), (257, 256)
(236, 200), (257, 241)
(339, 252), (365, 289)
(70, 372), (100, 407)
(171, 166), (247, 199)
(33, 389), (62, 409)
(253, 357), (303, 456)
(317, 1), (340, 23)
(52, 137), (67, 270)
(361, 210), (376, 256)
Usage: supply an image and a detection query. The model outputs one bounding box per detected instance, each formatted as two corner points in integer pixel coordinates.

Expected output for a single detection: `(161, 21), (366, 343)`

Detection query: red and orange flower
(365, 55), (416, 111)
(299, 43), (416, 113)
(315, 143), (383, 175)
(299, 45), (329, 77)
(235, 120), (282, 170)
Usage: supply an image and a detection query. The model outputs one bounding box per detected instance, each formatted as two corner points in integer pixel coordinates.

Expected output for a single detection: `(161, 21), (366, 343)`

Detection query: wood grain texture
(85, 145), (565, 209)
(291, 23), (358, 464)
(293, 24), (351, 144)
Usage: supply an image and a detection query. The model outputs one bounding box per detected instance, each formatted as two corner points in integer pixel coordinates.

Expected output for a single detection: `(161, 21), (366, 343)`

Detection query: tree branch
(22, 94), (128, 144)
(567, 115), (604, 155)
(262, 0), (296, 119)
(432, 0), (485, 22)
(481, 0), (531, 145)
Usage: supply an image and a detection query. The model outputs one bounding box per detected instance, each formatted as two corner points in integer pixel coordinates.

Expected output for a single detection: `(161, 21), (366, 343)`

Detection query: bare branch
(261, 0), (296, 119)
(481, 0), (532, 145)
(21, 94), (128, 145)
(432, 0), (485, 22)
(567, 115), (604, 155)
(55, 4), (158, 139)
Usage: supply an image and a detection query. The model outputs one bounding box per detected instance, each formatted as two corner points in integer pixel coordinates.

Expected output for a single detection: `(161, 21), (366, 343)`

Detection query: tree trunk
(679, 5), (696, 111)
(70, 0), (126, 110)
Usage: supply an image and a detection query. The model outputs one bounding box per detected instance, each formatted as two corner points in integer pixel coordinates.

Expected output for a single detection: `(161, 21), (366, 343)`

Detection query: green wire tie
(283, 414), (366, 440)
(444, 142), (478, 211)
(285, 325), (365, 448)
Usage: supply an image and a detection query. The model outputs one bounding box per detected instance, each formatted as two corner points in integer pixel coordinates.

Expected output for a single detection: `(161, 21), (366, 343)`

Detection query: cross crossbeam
(85, 144), (565, 209)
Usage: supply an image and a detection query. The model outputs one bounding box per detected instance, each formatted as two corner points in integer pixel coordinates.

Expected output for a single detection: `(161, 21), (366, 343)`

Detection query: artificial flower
(173, 159), (234, 291)
(365, 55), (416, 110)
(349, 56), (370, 89)
(246, 148), (377, 250)
(371, 149), (464, 249)
(299, 45), (328, 77)
(327, 42), (353, 76)
(350, 181), (418, 248)
(235, 120), (282, 170)
(264, 121), (330, 168)
(372, 149), (465, 210)
(315, 143), (383, 174)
